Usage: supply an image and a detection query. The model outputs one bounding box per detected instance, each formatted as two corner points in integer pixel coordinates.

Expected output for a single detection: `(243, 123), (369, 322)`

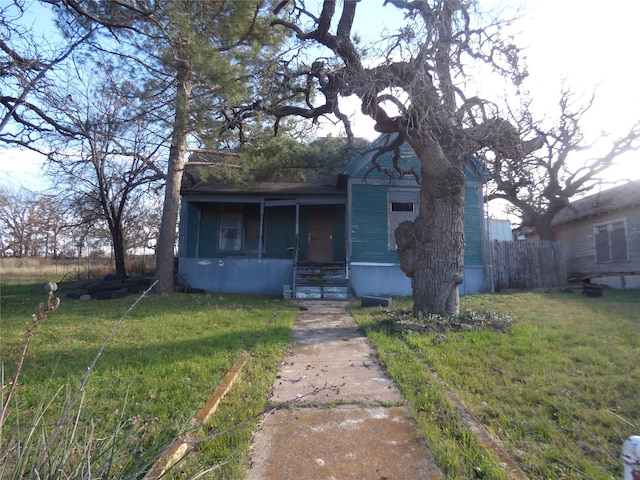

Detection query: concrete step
(294, 285), (350, 300)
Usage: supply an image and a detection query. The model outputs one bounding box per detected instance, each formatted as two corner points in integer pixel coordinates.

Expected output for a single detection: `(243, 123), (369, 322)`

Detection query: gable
(342, 133), (491, 184)
(553, 180), (640, 226)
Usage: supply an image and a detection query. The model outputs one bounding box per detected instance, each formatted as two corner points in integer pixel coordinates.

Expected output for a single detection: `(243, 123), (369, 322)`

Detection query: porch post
(258, 198), (264, 260)
(295, 202), (300, 259)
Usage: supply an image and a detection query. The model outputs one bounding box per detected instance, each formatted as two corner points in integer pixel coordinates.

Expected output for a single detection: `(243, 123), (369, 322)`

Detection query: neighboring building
(552, 180), (640, 288)
(486, 218), (513, 242)
(177, 134), (492, 298)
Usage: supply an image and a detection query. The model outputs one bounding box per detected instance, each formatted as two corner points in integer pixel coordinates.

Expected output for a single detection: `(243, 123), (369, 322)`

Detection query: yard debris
(386, 308), (516, 334)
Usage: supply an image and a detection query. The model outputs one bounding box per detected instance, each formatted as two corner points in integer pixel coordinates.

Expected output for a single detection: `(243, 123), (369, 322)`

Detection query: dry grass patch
(0, 256), (154, 283)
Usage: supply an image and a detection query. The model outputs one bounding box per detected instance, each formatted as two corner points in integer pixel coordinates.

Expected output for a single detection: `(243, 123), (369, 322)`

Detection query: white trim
(350, 262), (399, 267)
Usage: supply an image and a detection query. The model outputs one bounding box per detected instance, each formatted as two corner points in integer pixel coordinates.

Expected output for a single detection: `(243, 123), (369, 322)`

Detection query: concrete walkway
(245, 300), (443, 479)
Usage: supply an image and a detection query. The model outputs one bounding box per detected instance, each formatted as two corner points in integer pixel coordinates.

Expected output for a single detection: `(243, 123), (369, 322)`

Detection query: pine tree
(57, 0), (284, 292)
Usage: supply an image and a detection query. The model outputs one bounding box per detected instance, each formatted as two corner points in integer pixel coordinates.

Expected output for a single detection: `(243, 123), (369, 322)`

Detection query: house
(177, 134), (491, 298)
(552, 180), (640, 288)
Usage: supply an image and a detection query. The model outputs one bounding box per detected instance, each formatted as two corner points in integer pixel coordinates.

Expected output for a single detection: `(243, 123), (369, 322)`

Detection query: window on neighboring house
(594, 220), (628, 263)
(219, 213), (243, 252)
(388, 191), (419, 250)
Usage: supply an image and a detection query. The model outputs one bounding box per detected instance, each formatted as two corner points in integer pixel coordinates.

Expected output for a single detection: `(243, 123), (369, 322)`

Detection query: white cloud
(0, 149), (48, 191)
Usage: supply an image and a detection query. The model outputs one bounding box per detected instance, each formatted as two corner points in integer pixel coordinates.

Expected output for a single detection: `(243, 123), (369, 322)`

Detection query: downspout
(344, 191), (351, 287)
(293, 202), (300, 295)
(346, 181), (353, 291)
(482, 180), (495, 293)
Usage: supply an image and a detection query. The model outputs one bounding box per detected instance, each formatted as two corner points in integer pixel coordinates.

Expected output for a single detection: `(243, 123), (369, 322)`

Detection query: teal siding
(351, 184), (397, 263)
(463, 186), (484, 266)
(345, 135), (488, 268)
(264, 205), (296, 259)
(351, 183), (485, 267)
(198, 207), (220, 257)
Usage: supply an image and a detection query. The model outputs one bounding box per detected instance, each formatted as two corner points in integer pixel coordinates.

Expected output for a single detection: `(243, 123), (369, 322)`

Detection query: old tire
(66, 290), (87, 299)
(93, 287), (129, 300)
(88, 280), (123, 294)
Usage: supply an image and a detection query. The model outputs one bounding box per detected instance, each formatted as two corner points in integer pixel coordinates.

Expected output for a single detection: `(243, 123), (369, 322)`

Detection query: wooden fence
(490, 240), (566, 291)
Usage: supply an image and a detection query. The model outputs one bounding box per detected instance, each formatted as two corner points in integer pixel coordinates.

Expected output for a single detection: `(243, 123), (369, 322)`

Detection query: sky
(1, 0), (639, 193)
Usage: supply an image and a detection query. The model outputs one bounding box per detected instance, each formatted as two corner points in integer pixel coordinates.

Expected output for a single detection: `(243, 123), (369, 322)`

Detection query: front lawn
(352, 289), (640, 479)
(3, 281), (638, 479)
(0, 282), (298, 479)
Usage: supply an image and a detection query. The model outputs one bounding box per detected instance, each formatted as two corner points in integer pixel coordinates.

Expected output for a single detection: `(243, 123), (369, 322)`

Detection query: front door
(308, 206), (334, 263)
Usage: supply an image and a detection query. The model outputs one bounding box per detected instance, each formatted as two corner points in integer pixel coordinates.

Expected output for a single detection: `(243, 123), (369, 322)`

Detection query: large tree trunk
(532, 220), (556, 241)
(395, 136), (466, 317)
(111, 225), (127, 277)
(154, 67), (191, 295)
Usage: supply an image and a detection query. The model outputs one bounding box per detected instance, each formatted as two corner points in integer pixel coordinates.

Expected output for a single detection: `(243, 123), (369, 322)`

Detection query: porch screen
(219, 213), (243, 252)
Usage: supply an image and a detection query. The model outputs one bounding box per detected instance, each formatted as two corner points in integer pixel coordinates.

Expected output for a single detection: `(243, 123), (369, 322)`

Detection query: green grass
(4, 279), (639, 479)
(351, 289), (640, 479)
(0, 281), (298, 478)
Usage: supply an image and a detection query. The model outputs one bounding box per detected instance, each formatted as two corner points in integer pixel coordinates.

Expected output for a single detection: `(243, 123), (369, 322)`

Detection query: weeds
(0, 282), (60, 430)
(1, 281), (298, 479)
(0, 280), (188, 479)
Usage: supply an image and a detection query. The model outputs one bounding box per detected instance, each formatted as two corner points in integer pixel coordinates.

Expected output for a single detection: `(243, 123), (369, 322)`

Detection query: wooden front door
(308, 206), (334, 263)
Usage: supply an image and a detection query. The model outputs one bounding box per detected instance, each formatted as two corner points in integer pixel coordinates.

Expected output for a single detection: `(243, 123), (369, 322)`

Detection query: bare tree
(26, 194), (69, 258)
(0, 186), (33, 256)
(0, 187), (70, 257)
(243, 0), (542, 316)
(43, 57), (165, 277)
(486, 88), (640, 240)
(0, 0), (93, 143)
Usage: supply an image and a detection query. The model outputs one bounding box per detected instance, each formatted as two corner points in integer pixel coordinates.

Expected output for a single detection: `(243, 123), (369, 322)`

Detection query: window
(391, 202), (414, 212)
(219, 213), (243, 252)
(594, 220), (628, 263)
(388, 191), (419, 250)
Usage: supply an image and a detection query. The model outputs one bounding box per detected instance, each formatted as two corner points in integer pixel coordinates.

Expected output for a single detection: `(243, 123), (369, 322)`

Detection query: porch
(178, 191), (348, 296)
